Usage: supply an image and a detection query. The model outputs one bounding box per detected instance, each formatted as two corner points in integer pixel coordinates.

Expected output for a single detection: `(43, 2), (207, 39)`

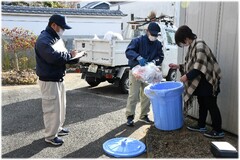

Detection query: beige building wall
(179, 2), (238, 135)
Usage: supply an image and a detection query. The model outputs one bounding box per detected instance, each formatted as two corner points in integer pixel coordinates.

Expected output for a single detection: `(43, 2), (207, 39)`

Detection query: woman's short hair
(175, 25), (197, 47)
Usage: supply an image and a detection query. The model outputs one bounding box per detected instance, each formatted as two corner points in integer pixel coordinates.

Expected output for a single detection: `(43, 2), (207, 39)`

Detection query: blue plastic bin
(144, 82), (184, 131)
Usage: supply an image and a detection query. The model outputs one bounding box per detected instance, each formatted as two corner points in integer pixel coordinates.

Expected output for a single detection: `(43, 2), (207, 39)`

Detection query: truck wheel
(119, 71), (129, 94)
(86, 76), (101, 87)
(166, 69), (177, 81)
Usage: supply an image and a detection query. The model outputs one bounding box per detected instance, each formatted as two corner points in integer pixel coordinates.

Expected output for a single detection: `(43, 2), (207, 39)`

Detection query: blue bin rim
(148, 81), (183, 91)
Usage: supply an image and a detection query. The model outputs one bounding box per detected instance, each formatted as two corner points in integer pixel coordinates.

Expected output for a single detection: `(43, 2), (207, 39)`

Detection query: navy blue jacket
(35, 26), (78, 81)
(125, 35), (164, 69)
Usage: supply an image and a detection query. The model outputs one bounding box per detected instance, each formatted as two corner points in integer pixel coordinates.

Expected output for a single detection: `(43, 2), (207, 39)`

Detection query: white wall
(2, 14), (123, 36)
(2, 1), (180, 37)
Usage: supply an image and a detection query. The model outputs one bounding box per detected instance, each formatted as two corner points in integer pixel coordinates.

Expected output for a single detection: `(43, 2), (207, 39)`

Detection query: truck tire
(166, 69), (177, 81)
(119, 71), (129, 94)
(85, 76), (101, 87)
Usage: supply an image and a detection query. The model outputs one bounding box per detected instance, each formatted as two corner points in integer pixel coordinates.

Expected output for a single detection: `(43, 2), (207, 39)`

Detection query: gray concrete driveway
(2, 73), (152, 158)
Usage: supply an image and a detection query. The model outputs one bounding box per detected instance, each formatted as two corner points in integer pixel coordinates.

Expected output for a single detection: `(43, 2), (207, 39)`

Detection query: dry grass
(2, 69), (37, 85)
(146, 117), (238, 158)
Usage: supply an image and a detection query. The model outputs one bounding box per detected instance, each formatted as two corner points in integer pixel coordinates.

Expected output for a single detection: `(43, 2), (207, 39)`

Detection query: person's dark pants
(197, 96), (222, 132)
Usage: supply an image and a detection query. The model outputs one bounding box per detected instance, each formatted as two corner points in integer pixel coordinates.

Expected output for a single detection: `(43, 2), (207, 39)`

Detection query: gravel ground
(146, 116), (238, 158)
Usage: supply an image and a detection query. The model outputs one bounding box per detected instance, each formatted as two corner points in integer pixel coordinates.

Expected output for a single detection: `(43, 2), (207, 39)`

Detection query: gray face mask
(148, 35), (157, 41)
(57, 28), (64, 37)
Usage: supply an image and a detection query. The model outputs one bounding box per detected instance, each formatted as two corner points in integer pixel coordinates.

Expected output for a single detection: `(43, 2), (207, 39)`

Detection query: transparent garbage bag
(132, 62), (162, 84)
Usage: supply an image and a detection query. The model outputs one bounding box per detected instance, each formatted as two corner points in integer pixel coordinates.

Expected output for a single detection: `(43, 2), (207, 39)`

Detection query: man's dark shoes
(45, 137), (64, 146)
(187, 125), (207, 132)
(204, 130), (225, 139)
(139, 115), (153, 124)
(58, 128), (69, 136)
(126, 115), (134, 126)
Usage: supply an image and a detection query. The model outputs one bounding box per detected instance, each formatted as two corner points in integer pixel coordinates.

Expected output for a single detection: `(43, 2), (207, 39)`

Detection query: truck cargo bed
(74, 39), (130, 67)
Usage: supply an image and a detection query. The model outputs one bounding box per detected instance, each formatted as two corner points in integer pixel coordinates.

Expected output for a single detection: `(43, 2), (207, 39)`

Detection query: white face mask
(57, 28), (64, 37)
(148, 35), (157, 41)
(179, 42), (189, 47)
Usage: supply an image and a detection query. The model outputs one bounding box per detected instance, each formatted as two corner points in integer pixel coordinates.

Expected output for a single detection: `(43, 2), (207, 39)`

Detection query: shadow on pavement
(2, 138), (62, 158)
(2, 99), (44, 136)
(64, 121), (145, 158)
(2, 90), (126, 136)
(78, 84), (126, 96)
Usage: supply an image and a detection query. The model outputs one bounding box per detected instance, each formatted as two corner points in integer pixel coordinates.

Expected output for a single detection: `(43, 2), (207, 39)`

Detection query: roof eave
(2, 12), (125, 18)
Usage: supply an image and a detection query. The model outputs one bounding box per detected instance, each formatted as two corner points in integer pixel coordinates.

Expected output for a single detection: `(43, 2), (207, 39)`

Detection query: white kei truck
(73, 16), (178, 94)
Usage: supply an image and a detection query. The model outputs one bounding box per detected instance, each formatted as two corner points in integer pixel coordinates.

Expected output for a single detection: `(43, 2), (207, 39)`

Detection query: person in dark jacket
(169, 25), (224, 138)
(125, 22), (164, 126)
(35, 14), (79, 145)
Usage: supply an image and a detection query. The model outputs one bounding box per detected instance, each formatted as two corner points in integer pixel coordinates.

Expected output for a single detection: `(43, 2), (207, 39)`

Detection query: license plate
(88, 64), (98, 73)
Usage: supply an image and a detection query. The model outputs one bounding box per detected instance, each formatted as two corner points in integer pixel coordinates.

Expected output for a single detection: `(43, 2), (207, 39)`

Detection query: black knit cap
(49, 14), (72, 29)
(148, 22), (160, 37)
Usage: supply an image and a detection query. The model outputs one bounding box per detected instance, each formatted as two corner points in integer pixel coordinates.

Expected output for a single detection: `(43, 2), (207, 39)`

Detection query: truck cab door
(160, 26), (178, 81)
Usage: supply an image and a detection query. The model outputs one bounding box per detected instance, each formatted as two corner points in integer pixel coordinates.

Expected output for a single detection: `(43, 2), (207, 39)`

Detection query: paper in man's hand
(70, 51), (86, 60)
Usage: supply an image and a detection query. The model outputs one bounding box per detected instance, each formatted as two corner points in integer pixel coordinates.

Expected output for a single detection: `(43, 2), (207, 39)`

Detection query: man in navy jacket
(125, 22), (164, 126)
(35, 14), (78, 145)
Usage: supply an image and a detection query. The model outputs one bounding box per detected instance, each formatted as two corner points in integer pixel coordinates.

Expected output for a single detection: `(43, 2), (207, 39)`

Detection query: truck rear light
(105, 74), (113, 79)
(75, 68), (80, 73)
